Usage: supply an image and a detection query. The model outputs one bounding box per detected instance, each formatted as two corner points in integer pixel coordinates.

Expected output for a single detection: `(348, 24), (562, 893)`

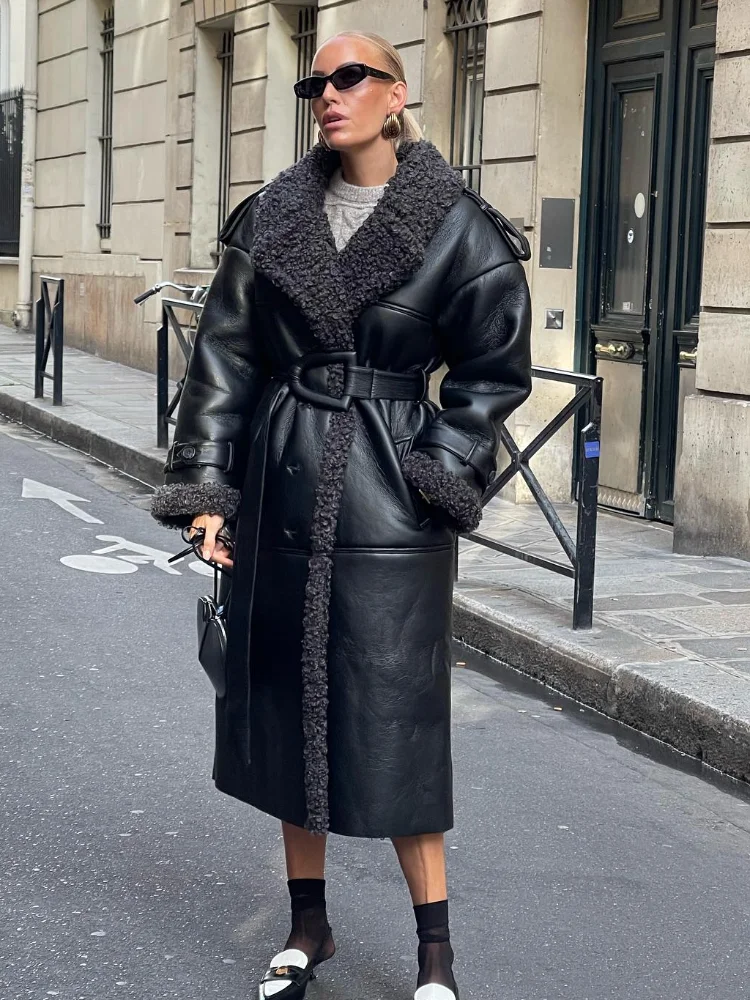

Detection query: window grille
(445, 0), (487, 192)
(217, 28), (234, 254)
(98, 8), (114, 240)
(293, 6), (318, 161)
(0, 88), (23, 256)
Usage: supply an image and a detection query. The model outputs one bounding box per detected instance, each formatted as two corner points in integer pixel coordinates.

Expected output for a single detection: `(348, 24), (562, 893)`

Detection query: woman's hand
(190, 513), (234, 568)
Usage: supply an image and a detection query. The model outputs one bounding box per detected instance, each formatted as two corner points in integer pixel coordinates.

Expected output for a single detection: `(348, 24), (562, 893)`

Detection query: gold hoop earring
(382, 112), (402, 141)
(317, 129), (330, 150)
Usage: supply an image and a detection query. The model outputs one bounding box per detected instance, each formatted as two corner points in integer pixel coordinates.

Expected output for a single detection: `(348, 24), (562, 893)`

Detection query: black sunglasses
(294, 62), (396, 101)
(168, 524), (234, 572)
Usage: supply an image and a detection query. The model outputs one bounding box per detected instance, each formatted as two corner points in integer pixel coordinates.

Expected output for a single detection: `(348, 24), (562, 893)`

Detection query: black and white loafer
(415, 986), (459, 1000)
(259, 948), (316, 1000)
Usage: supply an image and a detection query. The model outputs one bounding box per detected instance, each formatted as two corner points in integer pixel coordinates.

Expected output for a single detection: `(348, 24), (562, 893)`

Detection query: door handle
(678, 347), (698, 365)
(595, 341), (634, 360)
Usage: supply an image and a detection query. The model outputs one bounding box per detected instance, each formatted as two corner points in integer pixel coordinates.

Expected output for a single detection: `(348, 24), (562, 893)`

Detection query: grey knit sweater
(323, 167), (386, 251)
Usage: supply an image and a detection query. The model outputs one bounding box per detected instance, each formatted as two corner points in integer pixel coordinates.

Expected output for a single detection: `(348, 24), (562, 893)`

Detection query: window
(445, 0), (487, 192)
(293, 6), (318, 161)
(216, 28), (234, 255)
(97, 7), (114, 241)
(192, 23), (237, 270)
(0, 88), (22, 256)
(0, 0), (10, 93)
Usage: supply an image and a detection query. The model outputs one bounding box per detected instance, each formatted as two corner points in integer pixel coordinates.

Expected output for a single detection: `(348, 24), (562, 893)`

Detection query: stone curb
(454, 593), (750, 783)
(0, 389), (165, 487)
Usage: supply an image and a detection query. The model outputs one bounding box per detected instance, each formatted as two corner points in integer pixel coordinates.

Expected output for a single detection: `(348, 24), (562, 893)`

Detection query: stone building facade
(675, 0), (750, 559)
(0, 0), (31, 324)
(3, 0), (749, 558)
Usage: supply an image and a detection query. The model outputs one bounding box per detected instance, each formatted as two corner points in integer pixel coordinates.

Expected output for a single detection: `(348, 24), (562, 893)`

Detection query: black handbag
(169, 525), (233, 697)
(196, 563), (231, 697)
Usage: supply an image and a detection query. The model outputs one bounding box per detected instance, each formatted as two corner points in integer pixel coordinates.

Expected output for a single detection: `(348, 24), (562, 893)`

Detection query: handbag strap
(213, 563), (232, 606)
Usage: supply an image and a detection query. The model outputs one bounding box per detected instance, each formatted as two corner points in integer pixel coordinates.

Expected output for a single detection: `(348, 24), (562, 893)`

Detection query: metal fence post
(52, 279), (64, 406)
(34, 277), (65, 404)
(572, 376), (603, 629)
(34, 293), (44, 398)
(156, 304), (169, 450)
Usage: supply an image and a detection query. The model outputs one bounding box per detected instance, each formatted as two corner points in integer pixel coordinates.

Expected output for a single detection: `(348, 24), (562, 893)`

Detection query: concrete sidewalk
(2, 323), (749, 781)
(0, 325), (171, 486)
(456, 508), (750, 780)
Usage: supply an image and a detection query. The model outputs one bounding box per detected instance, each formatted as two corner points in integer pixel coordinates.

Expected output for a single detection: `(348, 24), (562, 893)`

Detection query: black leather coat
(151, 140), (532, 838)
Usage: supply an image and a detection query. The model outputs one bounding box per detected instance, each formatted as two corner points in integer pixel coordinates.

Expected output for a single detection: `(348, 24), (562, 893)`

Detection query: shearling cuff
(402, 450), (482, 533)
(150, 482), (241, 529)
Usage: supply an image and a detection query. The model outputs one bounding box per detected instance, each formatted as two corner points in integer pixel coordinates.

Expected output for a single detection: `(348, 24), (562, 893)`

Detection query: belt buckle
(287, 351), (356, 412)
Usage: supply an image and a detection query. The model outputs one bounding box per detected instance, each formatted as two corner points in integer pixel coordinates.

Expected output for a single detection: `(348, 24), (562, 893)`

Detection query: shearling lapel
(251, 140), (465, 352)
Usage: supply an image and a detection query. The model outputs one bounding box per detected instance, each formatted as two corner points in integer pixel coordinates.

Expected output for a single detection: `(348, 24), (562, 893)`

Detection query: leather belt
(285, 351), (428, 412)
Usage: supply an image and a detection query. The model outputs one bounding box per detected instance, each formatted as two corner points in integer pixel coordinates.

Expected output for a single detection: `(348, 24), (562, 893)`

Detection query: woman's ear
(388, 80), (408, 116)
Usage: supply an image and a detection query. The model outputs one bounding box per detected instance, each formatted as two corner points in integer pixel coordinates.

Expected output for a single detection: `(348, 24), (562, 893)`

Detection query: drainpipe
(14, 0), (38, 331)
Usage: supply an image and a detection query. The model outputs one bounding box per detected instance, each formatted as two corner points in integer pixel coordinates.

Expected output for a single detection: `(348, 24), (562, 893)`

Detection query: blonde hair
(324, 31), (423, 144)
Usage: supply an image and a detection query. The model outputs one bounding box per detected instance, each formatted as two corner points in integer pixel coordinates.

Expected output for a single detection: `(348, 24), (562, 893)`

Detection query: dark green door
(579, 0), (717, 521)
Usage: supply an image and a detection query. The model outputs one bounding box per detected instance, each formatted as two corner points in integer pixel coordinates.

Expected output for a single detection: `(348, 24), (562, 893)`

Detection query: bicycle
(134, 280), (210, 349)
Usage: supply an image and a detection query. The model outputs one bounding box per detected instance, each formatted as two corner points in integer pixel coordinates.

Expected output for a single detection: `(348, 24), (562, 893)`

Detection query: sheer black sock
(414, 900), (458, 994)
(284, 878), (335, 966)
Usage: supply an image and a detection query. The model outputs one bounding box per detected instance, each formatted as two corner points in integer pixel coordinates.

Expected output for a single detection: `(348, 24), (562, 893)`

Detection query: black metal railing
(445, 0), (487, 192)
(470, 368), (604, 629)
(294, 6), (318, 161)
(216, 28), (235, 258)
(156, 298), (205, 448)
(0, 88), (23, 256)
(134, 282), (210, 448)
(98, 9), (114, 240)
(35, 277), (65, 406)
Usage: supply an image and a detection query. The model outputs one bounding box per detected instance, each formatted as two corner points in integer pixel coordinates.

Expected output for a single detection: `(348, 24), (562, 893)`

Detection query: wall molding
(194, 0), (262, 25)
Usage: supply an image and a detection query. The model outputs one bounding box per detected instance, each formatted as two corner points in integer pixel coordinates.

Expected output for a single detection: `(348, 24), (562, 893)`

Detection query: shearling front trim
(150, 482), (241, 529)
(300, 407), (357, 835)
(402, 451), (483, 534)
(252, 140), (465, 353)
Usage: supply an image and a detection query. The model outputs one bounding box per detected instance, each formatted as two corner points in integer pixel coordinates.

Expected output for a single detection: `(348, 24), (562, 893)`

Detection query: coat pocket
(395, 436), (433, 530)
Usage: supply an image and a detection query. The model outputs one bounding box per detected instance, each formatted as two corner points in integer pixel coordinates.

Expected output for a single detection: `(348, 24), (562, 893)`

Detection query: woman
(151, 30), (531, 1000)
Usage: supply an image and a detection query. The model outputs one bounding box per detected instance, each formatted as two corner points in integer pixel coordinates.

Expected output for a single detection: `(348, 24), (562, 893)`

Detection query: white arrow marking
(21, 478), (103, 524)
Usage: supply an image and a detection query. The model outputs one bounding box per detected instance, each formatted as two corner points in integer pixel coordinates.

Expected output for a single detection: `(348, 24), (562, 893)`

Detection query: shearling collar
(251, 140), (465, 351)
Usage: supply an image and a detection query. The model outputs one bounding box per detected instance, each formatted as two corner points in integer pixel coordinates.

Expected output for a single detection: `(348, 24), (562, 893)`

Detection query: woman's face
(309, 37), (407, 151)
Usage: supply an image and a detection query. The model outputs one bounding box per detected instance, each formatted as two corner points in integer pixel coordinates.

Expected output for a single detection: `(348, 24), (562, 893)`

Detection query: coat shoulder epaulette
(218, 186), (267, 248)
(461, 187), (531, 261)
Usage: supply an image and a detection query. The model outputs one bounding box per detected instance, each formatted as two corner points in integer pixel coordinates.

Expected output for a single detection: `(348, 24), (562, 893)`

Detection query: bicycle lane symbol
(18, 480), (209, 577)
(60, 536), (213, 578)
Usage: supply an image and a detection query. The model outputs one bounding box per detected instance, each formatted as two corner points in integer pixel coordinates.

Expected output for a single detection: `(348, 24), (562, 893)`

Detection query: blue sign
(584, 440), (600, 459)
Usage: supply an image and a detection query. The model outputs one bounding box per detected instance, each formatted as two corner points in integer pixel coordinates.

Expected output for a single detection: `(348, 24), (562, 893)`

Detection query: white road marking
(22, 478), (103, 524)
(188, 559), (214, 577)
(90, 536), (182, 575)
(60, 555), (138, 574)
(60, 536), (211, 576)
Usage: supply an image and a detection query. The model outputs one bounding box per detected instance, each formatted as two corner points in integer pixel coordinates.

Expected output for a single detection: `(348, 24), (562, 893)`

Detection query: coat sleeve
(150, 245), (270, 529)
(402, 257), (532, 533)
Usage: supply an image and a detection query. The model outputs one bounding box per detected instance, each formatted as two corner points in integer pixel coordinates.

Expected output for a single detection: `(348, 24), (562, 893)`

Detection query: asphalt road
(2, 415), (750, 1000)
